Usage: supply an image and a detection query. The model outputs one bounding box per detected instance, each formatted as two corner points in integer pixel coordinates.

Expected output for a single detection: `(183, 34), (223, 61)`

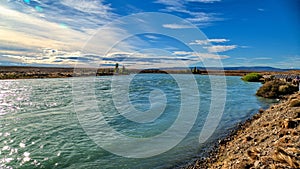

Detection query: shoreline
(1, 66), (299, 80)
(184, 92), (300, 168)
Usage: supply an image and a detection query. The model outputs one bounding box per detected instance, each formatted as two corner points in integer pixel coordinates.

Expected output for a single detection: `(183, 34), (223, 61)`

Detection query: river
(0, 74), (275, 168)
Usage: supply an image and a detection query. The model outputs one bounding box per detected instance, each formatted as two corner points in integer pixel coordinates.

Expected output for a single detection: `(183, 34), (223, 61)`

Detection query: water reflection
(0, 80), (32, 116)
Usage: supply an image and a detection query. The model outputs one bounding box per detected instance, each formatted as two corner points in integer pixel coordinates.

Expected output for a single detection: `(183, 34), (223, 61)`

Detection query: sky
(0, 0), (299, 69)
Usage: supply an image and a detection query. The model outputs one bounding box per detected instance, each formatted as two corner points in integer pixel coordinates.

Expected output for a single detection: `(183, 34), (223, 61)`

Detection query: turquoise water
(0, 74), (274, 168)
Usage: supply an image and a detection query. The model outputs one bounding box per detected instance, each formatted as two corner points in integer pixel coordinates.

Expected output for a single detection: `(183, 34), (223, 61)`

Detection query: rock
(238, 162), (252, 169)
(254, 160), (260, 168)
(259, 109), (264, 113)
(272, 147), (299, 168)
(295, 110), (300, 118)
(246, 148), (260, 160)
(289, 99), (300, 107)
(279, 85), (290, 93)
(282, 119), (298, 129)
(245, 136), (253, 142)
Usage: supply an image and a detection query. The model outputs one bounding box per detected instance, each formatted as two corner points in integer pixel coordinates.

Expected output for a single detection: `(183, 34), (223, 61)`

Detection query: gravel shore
(186, 92), (300, 169)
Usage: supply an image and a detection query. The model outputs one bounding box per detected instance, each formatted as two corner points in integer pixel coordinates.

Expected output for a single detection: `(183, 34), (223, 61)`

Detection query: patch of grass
(242, 73), (263, 82)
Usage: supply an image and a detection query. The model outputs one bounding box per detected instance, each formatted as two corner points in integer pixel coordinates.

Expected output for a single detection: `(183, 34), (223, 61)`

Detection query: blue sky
(0, 0), (299, 68)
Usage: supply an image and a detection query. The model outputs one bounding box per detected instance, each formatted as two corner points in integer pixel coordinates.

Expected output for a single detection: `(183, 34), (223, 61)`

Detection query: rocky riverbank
(0, 66), (115, 79)
(0, 66), (74, 79)
(186, 92), (300, 169)
(1, 66), (299, 80)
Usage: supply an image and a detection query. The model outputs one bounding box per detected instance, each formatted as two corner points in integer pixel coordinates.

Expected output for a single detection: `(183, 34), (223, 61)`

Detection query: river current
(0, 74), (275, 168)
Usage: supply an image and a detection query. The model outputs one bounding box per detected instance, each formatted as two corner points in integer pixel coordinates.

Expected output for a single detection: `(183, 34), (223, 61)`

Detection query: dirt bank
(187, 92), (300, 169)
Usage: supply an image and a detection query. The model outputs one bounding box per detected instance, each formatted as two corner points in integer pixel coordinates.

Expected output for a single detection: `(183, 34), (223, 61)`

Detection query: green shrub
(256, 80), (298, 98)
(242, 73), (263, 82)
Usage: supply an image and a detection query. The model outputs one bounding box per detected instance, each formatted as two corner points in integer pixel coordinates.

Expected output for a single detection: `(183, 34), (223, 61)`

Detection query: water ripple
(0, 75), (275, 168)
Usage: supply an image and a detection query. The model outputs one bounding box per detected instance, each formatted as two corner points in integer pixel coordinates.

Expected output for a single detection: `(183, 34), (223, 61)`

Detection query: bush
(242, 73), (263, 82)
(256, 80), (298, 98)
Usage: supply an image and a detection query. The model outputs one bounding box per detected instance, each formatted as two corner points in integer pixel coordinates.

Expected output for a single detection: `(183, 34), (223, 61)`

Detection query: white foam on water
(19, 143), (26, 148)
(2, 146), (10, 151)
(23, 152), (31, 162)
(0, 157), (14, 163)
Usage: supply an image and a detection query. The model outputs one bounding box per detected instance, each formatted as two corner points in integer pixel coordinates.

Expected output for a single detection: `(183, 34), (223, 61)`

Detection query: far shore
(1, 66), (299, 80)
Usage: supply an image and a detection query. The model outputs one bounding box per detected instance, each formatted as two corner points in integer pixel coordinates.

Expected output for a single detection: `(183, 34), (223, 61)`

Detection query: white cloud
(0, 5), (90, 50)
(162, 23), (194, 29)
(240, 45), (251, 48)
(61, 0), (112, 17)
(185, 12), (224, 25)
(190, 39), (229, 45)
(209, 39), (229, 43)
(173, 51), (195, 56)
(189, 39), (237, 53)
(161, 8), (222, 26)
(186, 16), (213, 23)
(42, 49), (82, 58)
(0, 55), (23, 63)
(155, 0), (183, 7)
(252, 57), (272, 60)
(3, 0), (114, 30)
(105, 52), (135, 58)
(187, 0), (221, 3)
(0, 49), (85, 66)
(204, 45), (237, 53)
(0, 0), (228, 68)
(144, 35), (160, 40)
(155, 0), (223, 27)
(82, 26), (148, 56)
(257, 8), (265, 12)
(0, 3), (139, 66)
(155, 0), (221, 7)
(173, 51), (229, 59)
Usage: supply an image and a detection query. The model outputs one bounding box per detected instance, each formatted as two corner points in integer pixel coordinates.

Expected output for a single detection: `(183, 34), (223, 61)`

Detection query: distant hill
(1, 65), (298, 73)
(190, 66), (298, 72)
(222, 66), (286, 71)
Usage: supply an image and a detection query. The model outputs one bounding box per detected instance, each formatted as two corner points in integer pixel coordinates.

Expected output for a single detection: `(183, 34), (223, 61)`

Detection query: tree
(122, 65), (126, 74)
(192, 67), (198, 74)
(114, 63), (119, 74)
